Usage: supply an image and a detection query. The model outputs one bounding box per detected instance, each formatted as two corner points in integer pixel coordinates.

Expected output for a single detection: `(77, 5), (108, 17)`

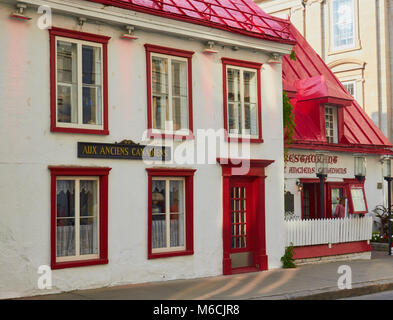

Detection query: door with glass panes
(327, 183), (347, 219)
(228, 179), (255, 270)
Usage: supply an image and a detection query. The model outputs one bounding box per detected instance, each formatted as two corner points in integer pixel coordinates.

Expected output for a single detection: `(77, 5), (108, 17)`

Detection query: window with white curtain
(56, 177), (99, 262)
(226, 66), (258, 138)
(151, 178), (185, 253)
(56, 37), (103, 129)
(151, 53), (188, 134)
(331, 0), (355, 51)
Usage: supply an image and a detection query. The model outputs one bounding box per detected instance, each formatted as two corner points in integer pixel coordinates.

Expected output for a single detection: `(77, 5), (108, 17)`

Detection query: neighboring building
(0, 0), (294, 299)
(257, 0), (393, 143)
(282, 23), (392, 261)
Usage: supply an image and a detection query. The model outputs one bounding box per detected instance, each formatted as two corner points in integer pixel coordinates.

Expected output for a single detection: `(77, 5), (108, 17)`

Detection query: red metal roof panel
(283, 24), (392, 151)
(87, 0), (295, 43)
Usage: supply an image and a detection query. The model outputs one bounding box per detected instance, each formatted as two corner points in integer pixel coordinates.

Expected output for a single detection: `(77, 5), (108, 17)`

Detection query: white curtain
(56, 179), (98, 257)
(56, 224), (97, 256)
(152, 219), (166, 249)
(151, 219), (183, 248)
(56, 225), (75, 257)
(80, 224), (98, 255)
(170, 180), (184, 247)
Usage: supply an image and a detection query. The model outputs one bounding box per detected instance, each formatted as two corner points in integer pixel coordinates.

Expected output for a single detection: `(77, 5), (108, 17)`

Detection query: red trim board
(292, 241), (372, 260)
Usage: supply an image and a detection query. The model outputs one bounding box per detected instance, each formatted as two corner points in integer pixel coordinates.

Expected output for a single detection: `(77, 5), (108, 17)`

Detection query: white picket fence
(285, 216), (373, 247)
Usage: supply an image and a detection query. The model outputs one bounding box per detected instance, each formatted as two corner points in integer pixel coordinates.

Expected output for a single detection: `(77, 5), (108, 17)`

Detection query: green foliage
(372, 232), (384, 243)
(281, 243), (296, 268)
(372, 205), (393, 242)
(290, 50), (297, 61)
(283, 91), (296, 156)
(283, 49), (297, 157)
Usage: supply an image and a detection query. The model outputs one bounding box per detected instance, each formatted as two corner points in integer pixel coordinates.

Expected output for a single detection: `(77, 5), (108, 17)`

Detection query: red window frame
(49, 166), (111, 269)
(145, 44), (194, 140)
(222, 57), (263, 143)
(320, 104), (344, 144)
(49, 27), (110, 135)
(146, 168), (196, 259)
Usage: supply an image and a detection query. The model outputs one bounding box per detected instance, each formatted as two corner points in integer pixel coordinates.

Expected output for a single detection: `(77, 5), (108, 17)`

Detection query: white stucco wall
(284, 150), (385, 220)
(0, 1), (290, 298)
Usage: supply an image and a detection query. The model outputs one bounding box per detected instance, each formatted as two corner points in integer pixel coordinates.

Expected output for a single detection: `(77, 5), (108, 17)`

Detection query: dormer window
(325, 105), (338, 143)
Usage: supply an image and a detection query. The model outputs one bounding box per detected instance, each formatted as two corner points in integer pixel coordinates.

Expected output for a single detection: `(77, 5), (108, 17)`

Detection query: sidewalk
(22, 251), (393, 300)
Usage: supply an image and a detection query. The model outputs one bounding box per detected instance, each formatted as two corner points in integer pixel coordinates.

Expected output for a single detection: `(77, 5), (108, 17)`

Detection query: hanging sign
(77, 140), (170, 161)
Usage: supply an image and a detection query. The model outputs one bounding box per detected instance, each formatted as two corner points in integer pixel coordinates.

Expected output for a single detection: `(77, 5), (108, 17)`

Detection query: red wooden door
(228, 180), (255, 270)
(302, 183), (319, 219)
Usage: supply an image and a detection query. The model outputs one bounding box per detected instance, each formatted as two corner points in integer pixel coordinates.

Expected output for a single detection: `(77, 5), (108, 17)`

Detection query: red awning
(87, 0), (295, 44)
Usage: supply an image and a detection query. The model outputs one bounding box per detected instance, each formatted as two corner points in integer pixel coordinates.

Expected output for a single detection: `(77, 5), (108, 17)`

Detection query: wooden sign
(77, 141), (170, 161)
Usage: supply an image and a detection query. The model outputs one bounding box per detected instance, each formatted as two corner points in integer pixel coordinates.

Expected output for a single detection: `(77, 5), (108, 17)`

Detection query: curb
(293, 280), (393, 300)
(245, 279), (393, 300)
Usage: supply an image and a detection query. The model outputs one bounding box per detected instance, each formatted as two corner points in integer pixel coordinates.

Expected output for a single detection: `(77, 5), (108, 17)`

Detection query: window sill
(51, 257), (108, 270)
(148, 249), (194, 259)
(327, 43), (361, 56)
(227, 137), (264, 143)
(51, 126), (109, 135)
(148, 130), (194, 141)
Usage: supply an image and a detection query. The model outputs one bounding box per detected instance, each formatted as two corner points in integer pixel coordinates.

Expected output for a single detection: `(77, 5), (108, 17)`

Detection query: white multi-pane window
(325, 105), (338, 143)
(56, 37), (103, 129)
(56, 177), (99, 262)
(331, 0), (355, 51)
(151, 53), (189, 134)
(151, 178), (185, 253)
(226, 66), (258, 138)
(342, 81), (356, 99)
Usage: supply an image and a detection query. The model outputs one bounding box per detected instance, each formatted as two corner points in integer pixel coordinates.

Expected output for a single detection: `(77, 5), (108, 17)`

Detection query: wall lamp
(267, 53), (281, 64)
(78, 17), (87, 26)
(121, 25), (138, 40)
(354, 155), (366, 182)
(296, 180), (303, 192)
(10, 3), (31, 21)
(203, 41), (218, 54)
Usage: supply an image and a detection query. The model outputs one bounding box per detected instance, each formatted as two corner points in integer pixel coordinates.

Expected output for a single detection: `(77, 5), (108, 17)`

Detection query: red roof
(283, 24), (392, 154)
(294, 75), (353, 105)
(87, 0), (295, 44)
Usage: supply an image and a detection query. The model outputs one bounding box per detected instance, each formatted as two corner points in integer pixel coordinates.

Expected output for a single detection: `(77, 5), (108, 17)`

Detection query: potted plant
(371, 205), (393, 251)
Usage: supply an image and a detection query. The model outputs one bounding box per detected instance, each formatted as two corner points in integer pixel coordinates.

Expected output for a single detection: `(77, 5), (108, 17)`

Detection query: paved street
(21, 251), (393, 300)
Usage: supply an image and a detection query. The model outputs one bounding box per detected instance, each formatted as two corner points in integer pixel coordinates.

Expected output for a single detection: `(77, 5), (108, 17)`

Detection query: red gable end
(283, 24), (392, 154)
(87, 0), (295, 44)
